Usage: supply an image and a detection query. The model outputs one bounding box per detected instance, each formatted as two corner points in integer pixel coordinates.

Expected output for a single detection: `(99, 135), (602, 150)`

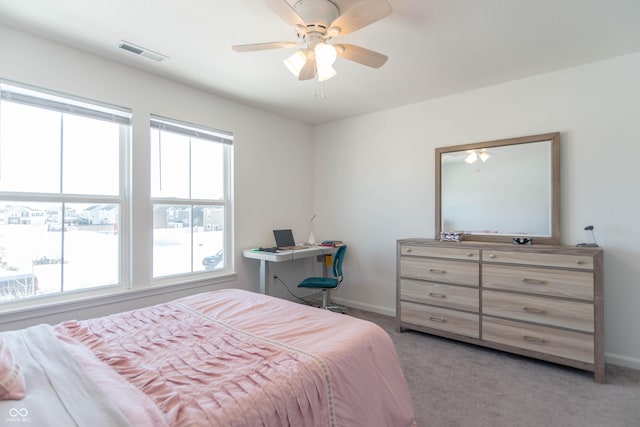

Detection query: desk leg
(259, 259), (270, 294)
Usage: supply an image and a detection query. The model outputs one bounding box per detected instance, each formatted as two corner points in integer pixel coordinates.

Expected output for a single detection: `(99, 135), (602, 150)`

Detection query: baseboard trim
(605, 352), (640, 370)
(331, 296), (395, 317)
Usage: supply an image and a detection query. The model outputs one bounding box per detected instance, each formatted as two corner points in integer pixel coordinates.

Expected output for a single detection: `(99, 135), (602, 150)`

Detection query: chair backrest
(332, 245), (347, 282)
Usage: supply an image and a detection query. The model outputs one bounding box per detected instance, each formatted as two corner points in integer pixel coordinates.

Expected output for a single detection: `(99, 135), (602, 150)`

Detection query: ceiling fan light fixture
(235, 0), (393, 83)
(478, 151), (490, 162)
(314, 42), (337, 66)
(284, 50), (309, 77)
(317, 64), (337, 82)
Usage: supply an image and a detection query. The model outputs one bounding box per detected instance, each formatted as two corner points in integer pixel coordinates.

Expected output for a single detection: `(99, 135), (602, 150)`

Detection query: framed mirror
(435, 133), (560, 244)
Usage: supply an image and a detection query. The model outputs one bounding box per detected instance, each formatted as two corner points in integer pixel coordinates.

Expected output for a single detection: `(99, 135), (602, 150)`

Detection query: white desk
(243, 246), (337, 294)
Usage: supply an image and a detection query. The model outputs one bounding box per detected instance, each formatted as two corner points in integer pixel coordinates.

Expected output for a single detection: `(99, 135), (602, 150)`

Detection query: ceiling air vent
(118, 41), (168, 62)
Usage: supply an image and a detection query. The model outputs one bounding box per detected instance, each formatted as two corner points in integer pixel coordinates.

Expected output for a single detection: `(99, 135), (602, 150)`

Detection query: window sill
(0, 272), (236, 327)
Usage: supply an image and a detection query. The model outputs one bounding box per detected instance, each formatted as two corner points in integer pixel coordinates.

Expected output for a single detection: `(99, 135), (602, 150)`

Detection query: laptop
(273, 229), (306, 250)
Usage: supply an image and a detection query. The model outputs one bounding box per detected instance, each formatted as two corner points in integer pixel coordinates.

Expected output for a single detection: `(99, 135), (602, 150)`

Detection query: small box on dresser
(396, 238), (604, 383)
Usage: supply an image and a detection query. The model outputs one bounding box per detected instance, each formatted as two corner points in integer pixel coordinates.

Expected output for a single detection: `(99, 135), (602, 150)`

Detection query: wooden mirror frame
(435, 132), (561, 245)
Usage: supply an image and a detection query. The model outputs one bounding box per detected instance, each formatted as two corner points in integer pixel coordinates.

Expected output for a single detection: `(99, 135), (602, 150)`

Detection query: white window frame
(149, 114), (234, 282)
(0, 79), (131, 304)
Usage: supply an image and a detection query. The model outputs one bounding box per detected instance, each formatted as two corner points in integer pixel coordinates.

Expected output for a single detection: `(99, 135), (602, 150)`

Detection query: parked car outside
(202, 250), (224, 270)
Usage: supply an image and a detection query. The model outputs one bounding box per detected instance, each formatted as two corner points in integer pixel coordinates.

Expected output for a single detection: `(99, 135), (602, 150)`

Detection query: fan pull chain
(312, 81), (327, 99)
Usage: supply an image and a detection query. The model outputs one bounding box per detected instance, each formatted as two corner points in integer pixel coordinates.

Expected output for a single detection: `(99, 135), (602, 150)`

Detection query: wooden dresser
(396, 238), (604, 382)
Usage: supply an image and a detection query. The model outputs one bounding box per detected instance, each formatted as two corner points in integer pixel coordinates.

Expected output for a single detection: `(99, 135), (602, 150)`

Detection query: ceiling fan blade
(330, 0), (392, 35)
(265, 0), (306, 28)
(334, 44), (388, 68)
(299, 57), (317, 81)
(232, 41), (298, 52)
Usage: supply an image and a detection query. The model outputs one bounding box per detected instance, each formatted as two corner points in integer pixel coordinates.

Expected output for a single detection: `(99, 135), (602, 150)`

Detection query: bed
(0, 289), (416, 427)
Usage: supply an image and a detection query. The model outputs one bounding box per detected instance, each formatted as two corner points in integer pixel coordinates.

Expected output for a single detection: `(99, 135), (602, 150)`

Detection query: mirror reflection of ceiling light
(478, 151), (491, 162)
(465, 149), (491, 164)
(464, 151), (478, 164)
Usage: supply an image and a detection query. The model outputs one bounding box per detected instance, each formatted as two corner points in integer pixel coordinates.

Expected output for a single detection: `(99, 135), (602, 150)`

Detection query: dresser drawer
(482, 251), (593, 270)
(400, 245), (479, 261)
(483, 290), (594, 332)
(483, 317), (594, 364)
(400, 257), (479, 286)
(401, 301), (479, 338)
(483, 264), (594, 301)
(400, 279), (479, 312)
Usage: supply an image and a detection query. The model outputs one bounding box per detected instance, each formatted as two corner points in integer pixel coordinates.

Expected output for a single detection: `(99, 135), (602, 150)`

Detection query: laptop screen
(273, 229), (296, 248)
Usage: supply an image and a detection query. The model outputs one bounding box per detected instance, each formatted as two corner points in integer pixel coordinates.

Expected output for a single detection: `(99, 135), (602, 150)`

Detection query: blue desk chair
(298, 245), (347, 312)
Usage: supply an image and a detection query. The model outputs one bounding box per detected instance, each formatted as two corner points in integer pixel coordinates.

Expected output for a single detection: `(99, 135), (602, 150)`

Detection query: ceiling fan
(232, 0), (392, 82)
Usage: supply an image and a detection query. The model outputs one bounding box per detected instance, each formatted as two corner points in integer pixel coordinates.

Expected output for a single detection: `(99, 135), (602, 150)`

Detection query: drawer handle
(467, 252), (474, 257)
(522, 278), (546, 285)
(523, 306), (547, 314)
(428, 292), (447, 299)
(405, 248), (412, 253)
(488, 253), (496, 258)
(429, 268), (446, 274)
(429, 316), (446, 323)
(576, 260), (583, 265)
(523, 335), (546, 344)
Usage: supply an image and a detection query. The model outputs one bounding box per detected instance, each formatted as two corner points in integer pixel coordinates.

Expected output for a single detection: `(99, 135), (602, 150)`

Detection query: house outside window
(0, 81), (130, 302)
(150, 115), (233, 278)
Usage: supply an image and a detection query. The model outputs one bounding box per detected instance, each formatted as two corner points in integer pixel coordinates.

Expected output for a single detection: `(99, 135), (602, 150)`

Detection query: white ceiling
(1, 0), (639, 125)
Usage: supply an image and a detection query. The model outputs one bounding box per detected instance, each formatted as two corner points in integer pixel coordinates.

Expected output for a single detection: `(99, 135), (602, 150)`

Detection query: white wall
(313, 52), (640, 369)
(0, 25), (314, 326)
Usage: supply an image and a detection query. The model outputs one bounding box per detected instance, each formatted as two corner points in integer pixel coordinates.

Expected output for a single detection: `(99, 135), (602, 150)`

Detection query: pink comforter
(57, 289), (416, 427)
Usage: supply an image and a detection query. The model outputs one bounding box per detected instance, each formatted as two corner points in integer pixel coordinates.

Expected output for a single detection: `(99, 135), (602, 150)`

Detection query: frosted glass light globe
(314, 43), (337, 67)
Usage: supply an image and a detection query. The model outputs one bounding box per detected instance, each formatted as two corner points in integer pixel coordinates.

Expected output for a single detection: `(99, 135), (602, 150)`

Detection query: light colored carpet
(348, 308), (640, 427)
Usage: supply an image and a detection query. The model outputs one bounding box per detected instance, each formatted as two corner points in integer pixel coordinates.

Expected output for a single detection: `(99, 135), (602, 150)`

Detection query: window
(150, 115), (232, 279)
(0, 81), (130, 302)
